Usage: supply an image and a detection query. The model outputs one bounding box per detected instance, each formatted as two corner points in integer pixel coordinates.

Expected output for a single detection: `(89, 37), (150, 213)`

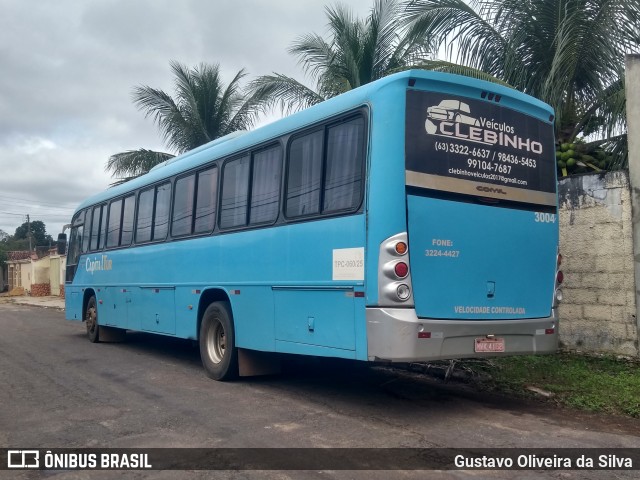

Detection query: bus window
(121, 195), (135, 246)
(172, 174), (196, 237)
(106, 199), (122, 248)
(286, 130), (323, 218)
(81, 209), (91, 252)
(153, 183), (171, 240)
(68, 211), (84, 265)
(220, 155), (250, 229)
(250, 145), (282, 225)
(98, 205), (108, 250)
(194, 167), (218, 234)
(323, 117), (364, 213)
(136, 188), (154, 243)
(89, 205), (101, 251)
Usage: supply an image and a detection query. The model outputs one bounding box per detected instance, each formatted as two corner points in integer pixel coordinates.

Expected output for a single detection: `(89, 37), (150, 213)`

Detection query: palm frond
(105, 149), (175, 182)
(247, 74), (325, 114)
(403, 0), (508, 72)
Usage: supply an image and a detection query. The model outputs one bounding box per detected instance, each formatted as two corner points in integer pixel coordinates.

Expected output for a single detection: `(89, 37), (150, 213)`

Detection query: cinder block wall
(558, 171), (638, 356)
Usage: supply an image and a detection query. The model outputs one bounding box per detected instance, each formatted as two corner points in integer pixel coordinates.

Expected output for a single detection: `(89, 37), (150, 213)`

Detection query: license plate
(475, 337), (505, 353)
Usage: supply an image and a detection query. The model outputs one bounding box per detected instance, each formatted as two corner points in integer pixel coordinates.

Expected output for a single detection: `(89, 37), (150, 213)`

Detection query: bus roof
(76, 69), (553, 212)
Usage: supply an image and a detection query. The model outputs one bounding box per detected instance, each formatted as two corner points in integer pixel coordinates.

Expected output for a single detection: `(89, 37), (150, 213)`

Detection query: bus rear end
(367, 73), (562, 362)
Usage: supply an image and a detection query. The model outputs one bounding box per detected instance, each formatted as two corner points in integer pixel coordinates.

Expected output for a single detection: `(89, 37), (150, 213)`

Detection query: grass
(455, 353), (640, 418)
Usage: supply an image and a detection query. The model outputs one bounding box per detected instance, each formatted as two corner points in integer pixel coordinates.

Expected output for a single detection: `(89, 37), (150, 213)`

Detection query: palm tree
(403, 0), (640, 170)
(250, 0), (433, 113)
(106, 61), (263, 183)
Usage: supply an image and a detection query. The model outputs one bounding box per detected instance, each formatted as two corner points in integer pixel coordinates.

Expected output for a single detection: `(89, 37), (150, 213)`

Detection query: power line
(0, 193), (77, 210)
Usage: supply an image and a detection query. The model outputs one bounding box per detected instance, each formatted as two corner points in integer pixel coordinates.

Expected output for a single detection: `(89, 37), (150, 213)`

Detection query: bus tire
(199, 302), (238, 381)
(85, 295), (100, 343)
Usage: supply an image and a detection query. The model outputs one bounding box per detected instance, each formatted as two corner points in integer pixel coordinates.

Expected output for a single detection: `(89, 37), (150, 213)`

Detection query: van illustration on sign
(425, 99), (479, 134)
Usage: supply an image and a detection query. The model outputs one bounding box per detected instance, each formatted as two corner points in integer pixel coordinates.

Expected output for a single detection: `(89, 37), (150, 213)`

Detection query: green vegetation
(459, 354), (640, 418)
(0, 221), (53, 268)
(404, 0), (639, 170)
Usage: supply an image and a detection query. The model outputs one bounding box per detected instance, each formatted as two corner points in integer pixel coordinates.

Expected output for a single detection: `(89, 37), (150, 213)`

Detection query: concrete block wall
(557, 171), (638, 356)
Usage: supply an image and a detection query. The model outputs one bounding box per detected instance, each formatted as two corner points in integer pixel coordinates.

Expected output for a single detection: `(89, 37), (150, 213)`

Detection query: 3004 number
(534, 212), (557, 223)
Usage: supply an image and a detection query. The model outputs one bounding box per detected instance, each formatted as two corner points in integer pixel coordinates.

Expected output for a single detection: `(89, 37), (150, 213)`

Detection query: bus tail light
(397, 284), (411, 300)
(394, 262), (409, 278)
(553, 251), (563, 307)
(555, 289), (563, 303)
(379, 232), (414, 306)
(395, 242), (407, 255)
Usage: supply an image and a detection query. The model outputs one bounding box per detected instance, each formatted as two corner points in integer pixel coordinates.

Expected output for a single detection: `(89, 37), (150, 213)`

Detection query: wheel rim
(205, 318), (226, 364)
(86, 305), (97, 336)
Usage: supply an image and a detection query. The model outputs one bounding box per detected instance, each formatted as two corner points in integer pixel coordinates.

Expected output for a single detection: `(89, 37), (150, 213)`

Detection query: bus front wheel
(199, 302), (238, 381)
(86, 296), (100, 343)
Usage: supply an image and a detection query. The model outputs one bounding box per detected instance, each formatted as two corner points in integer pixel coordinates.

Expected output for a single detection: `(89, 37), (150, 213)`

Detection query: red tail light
(394, 262), (409, 278)
(556, 271), (564, 284)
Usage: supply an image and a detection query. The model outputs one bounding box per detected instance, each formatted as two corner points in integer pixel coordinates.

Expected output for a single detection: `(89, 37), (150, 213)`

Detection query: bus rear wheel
(199, 302), (238, 381)
(86, 296), (100, 343)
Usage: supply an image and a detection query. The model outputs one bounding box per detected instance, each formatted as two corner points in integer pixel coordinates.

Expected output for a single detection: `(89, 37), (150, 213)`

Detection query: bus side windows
(285, 115), (365, 219)
(323, 117), (364, 213)
(136, 183), (172, 243)
(172, 167), (219, 237)
(286, 130), (323, 218)
(105, 195), (135, 248)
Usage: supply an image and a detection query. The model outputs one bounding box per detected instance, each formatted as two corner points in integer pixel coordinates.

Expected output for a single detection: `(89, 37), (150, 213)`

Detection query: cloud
(0, 0), (374, 236)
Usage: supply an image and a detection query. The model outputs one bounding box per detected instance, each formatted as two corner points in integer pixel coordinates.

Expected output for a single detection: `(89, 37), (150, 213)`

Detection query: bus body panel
(406, 195), (558, 320)
(363, 80), (409, 306)
(66, 213), (366, 355)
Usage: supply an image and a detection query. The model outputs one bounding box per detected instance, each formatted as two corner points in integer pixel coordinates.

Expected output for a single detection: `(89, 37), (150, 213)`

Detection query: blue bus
(62, 70), (563, 380)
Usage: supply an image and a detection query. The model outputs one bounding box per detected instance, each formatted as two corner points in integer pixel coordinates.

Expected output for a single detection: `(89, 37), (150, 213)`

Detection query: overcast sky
(0, 0), (375, 241)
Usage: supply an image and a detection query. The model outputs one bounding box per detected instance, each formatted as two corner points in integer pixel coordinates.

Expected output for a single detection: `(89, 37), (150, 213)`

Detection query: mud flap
(238, 348), (281, 377)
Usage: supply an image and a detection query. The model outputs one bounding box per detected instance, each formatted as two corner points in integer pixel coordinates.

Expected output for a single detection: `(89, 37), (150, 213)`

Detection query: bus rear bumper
(366, 307), (558, 362)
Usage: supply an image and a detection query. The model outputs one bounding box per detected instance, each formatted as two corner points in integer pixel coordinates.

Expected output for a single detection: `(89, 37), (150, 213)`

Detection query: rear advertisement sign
(405, 90), (556, 206)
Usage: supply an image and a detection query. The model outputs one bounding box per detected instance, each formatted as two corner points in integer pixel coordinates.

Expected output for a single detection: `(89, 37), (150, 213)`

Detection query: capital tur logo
(425, 99), (479, 134)
(7, 450), (39, 468)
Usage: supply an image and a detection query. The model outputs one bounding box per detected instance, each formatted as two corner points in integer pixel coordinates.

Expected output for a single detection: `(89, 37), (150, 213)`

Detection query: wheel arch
(197, 288), (232, 340)
(82, 288), (96, 321)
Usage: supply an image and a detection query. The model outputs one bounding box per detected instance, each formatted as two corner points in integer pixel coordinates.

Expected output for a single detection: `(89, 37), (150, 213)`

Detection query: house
(4, 250), (66, 297)
(5, 251), (33, 294)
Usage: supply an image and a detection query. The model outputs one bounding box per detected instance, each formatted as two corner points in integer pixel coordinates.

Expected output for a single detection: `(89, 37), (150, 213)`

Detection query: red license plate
(475, 337), (505, 353)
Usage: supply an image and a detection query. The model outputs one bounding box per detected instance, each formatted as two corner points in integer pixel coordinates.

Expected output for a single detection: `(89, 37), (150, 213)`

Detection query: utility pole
(26, 214), (32, 252)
